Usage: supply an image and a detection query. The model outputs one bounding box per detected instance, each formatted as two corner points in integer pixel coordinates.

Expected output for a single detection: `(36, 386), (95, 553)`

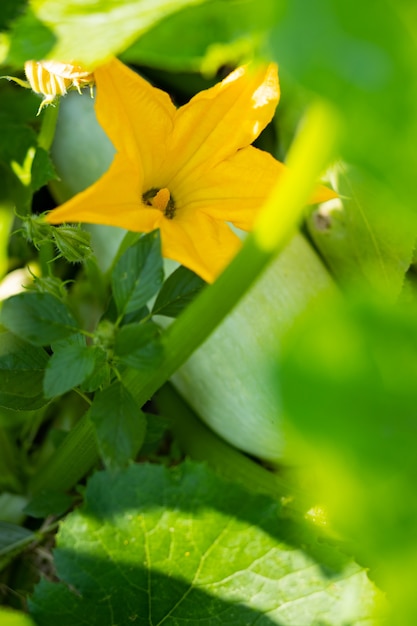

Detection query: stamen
(152, 188), (170, 212)
(143, 187), (176, 219)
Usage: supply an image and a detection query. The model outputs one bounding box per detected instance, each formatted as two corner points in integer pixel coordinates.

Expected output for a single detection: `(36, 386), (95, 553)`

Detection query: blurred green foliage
(1, 0), (417, 624)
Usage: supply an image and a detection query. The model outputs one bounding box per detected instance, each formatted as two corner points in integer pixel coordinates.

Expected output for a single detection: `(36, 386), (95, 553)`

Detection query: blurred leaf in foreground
(307, 163), (415, 299)
(29, 462), (384, 625)
(268, 0), (417, 208)
(4, 0), (214, 68)
(123, 0), (279, 72)
(0, 607), (36, 626)
(279, 293), (417, 625)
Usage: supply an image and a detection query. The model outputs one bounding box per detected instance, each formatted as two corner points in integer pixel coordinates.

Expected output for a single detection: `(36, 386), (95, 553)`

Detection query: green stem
(38, 101), (60, 152)
(123, 235), (271, 405)
(0, 204), (14, 279)
(154, 383), (308, 511)
(38, 241), (55, 276)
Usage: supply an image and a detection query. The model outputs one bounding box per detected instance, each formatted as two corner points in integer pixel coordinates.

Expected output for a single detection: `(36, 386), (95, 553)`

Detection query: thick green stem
(154, 383), (308, 511)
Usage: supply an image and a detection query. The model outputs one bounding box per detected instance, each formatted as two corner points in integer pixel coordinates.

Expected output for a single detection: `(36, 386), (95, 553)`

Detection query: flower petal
(160, 212), (241, 283)
(167, 63), (279, 189)
(180, 146), (338, 231)
(94, 58), (176, 185)
(179, 146), (286, 231)
(46, 154), (162, 232)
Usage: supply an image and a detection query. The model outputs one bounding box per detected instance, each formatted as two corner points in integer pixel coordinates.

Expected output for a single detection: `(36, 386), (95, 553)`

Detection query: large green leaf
(1, 292), (80, 345)
(29, 462), (383, 625)
(111, 230), (164, 319)
(4, 0), (213, 67)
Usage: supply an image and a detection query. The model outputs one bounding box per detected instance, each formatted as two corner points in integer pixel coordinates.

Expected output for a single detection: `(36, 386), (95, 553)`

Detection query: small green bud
(22, 214), (53, 247)
(27, 274), (69, 299)
(94, 319), (116, 351)
(52, 225), (93, 263)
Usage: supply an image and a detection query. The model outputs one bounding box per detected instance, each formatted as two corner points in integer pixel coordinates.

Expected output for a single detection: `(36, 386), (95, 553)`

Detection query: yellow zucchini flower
(46, 58), (335, 282)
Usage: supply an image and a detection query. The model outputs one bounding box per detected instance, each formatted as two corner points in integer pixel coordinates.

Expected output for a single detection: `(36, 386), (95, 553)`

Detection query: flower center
(143, 187), (176, 219)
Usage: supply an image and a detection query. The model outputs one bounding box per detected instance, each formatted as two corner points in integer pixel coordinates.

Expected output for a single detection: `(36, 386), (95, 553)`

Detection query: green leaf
(0, 521), (37, 570)
(0, 608), (37, 626)
(114, 321), (163, 370)
(111, 230), (164, 318)
(0, 121), (37, 206)
(0, 521), (35, 556)
(123, 0), (277, 72)
(307, 164), (415, 298)
(90, 382), (146, 469)
(30, 147), (57, 193)
(268, 0), (417, 224)
(79, 348), (110, 393)
(3, 7), (56, 65)
(279, 294), (417, 622)
(29, 462), (383, 625)
(0, 392), (47, 411)
(0, 329), (49, 409)
(8, 0), (213, 68)
(0, 607), (36, 626)
(152, 265), (206, 318)
(139, 413), (170, 456)
(43, 342), (101, 398)
(1, 292), (80, 346)
(23, 491), (73, 518)
(0, 0), (27, 31)
(0, 330), (49, 393)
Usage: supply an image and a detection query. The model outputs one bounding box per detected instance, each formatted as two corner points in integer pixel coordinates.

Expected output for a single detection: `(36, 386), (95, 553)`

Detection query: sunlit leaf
(0, 607), (36, 626)
(29, 462), (383, 625)
(6, 0), (214, 68)
(123, 0), (278, 72)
